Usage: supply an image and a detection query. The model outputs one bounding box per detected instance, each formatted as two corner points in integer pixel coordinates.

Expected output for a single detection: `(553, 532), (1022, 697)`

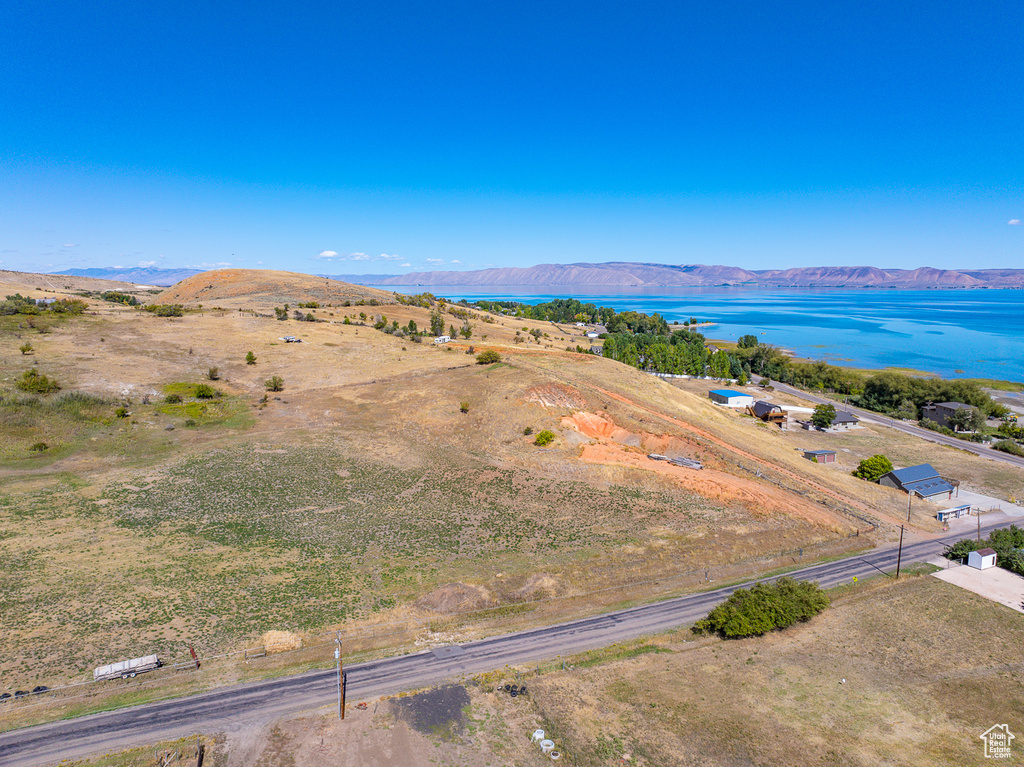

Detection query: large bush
(993, 440), (1024, 457)
(476, 349), (501, 365)
(852, 454), (893, 482)
(693, 578), (829, 639)
(16, 368), (61, 394)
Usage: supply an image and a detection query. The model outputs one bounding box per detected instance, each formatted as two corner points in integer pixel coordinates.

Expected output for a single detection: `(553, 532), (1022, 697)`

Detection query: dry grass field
(62, 572), (1024, 767)
(0, 267), (1018, 725)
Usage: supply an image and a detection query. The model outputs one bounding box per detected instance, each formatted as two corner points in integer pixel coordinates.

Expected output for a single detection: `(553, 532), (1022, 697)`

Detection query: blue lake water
(385, 286), (1023, 381)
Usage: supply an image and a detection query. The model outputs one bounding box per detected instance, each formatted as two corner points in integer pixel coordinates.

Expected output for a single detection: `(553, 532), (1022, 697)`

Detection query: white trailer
(93, 654), (162, 681)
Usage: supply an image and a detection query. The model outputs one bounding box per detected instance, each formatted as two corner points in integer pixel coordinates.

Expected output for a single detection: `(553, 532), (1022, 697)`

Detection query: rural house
(879, 463), (956, 501)
(709, 389), (754, 408)
(921, 401), (976, 430)
(749, 400), (786, 426)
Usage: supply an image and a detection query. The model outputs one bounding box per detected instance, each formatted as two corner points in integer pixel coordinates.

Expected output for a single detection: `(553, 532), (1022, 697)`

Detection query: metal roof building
(879, 463), (955, 500)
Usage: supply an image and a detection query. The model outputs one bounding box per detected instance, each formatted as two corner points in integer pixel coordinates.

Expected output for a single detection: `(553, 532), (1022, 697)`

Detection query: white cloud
(349, 252), (371, 261)
(138, 260), (156, 267)
(315, 250), (339, 259)
(400, 262), (412, 268)
(257, 261), (263, 265)
(1009, 219), (1022, 226)
(184, 262), (233, 269)
(450, 259), (462, 265)
(425, 258), (445, 265)
(62, 243), (79, 248)
(378, 253), (403, 261)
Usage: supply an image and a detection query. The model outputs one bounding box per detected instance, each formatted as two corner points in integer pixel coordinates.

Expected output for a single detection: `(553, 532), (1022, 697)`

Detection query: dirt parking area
(934, 565), (1024, 614)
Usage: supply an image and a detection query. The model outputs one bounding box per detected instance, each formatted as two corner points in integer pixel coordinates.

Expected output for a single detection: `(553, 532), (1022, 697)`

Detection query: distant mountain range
(54, 267), (204, 286)
(51, 263), (1024, 289)
(343, 262), (1024, 289)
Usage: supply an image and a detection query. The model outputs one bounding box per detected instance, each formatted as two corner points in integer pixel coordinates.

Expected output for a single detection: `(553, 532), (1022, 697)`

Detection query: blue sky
(2, 1), (1021, 275)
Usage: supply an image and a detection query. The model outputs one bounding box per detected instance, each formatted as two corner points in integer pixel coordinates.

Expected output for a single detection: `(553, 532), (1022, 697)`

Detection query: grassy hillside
(0, 268), (1011, 699)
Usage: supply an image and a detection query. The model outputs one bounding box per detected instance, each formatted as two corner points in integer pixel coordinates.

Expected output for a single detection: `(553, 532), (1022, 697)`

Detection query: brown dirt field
(564, 410), (851, 530)
(153, 268), (397, 309)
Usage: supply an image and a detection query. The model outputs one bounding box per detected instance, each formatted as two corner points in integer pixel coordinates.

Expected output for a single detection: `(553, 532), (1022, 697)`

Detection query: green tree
(245, 351), (257, 365)
(853, 454), (893, 482)
(264, 375), (284, 392)
(692, 578), (829, 639)
(476, 349), (501, 365)
(194, 384), (217, 399)
(429, 311), (445, 336)
(737, 334), (759, 349)
(19, 342), (33, 355)
(811, 403), (836, 430)
(534, 430), (556, 446)
(947, 406), (985, 432)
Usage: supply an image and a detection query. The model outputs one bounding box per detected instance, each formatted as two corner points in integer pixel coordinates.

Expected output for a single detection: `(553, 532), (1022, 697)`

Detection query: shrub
(30, 442), (48, 452)
(523, 426), (533, 436)
(19, 342), (33, 355)
(534, 430), (555, 446)
(476, 349), (501, 365)
(993, 439), (1024, 457)
(16, 368), (61, 394)
(115, 406), (129, 418)
(207, 367), (219, 381)
(246, 351), (257, 365)
(194, 384), (217, 399)
(692, 578), (829, 639)
(164, 393), (183, 404)
(144, 304), (184, 317)
(265, 375), (284, 392)
(852, 454), (893, 482)
(459, 401), (470, 413)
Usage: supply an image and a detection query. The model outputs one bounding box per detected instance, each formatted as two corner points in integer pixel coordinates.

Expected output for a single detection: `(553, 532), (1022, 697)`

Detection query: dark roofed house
(879, 463), (955, 500)
(922, 402), (976, 430)
(749, 400), (786, 426)
(831, 410), (860, 429)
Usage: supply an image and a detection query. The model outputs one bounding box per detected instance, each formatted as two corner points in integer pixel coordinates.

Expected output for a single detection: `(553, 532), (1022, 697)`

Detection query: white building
(433, 335), (452, 344)
(968, 548), (997, 570)
(708, 389), (754, 408)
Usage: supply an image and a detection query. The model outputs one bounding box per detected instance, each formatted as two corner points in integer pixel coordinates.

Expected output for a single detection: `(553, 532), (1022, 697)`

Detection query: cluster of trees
(603, 329), (744, 380)
(473, 297), (616, 325)
(1, 294), (87, 316)
(946, 526), (1024, 575)
(692, 577), (830, 638)
(100, 291), (140, 306)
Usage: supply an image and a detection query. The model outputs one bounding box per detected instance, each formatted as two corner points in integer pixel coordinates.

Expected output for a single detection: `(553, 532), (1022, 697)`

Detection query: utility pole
(335, 632), (344, 720)
(895, 525), (904, 578)
(978, 511), (982, 542)
(907, 492), (912, 522)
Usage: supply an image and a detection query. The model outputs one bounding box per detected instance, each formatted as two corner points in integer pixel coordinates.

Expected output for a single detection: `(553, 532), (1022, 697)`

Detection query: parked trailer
(93, 654), (162, 681)
(669, 456), (704, 470)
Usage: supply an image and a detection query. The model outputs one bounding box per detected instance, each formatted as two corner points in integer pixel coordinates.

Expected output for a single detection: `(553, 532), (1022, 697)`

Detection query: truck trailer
(93, 654), (162, 681)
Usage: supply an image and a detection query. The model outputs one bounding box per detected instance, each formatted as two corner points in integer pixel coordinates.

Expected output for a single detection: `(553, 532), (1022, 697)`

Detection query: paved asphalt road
(755, 378), (1024, 471)
(1, 520), (1016, 767)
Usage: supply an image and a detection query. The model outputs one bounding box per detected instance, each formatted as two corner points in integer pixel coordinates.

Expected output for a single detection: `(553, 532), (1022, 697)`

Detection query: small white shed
(968, 548), (997, 570)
